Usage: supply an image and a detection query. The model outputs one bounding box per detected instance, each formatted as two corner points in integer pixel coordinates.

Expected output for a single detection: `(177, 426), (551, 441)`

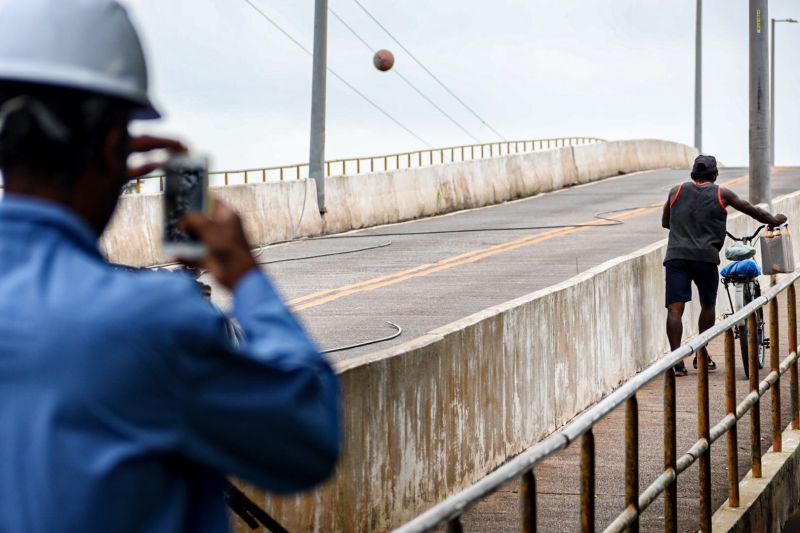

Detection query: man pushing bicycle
(662, 155), (787, 376)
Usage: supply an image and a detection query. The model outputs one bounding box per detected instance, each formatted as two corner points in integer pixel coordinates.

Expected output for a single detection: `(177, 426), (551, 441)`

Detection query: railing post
(697, 347), (712, 531)
(418, 152), (422, 166)
(371, 158), (375, 173)
(326, 161), (331, 176)
(770, 290), (782, 452)
(625, 396), (639, 533)
(481, 145), (485, 158)
(244, 171), (248, 184)
(296, 166), (300, 180)
(725, 329), (740, 507)
(789, 283), (799, 429)
(580, 430), (595, 533)
(357, 159), (361, 174)
(471, 145), (475, 159)
(664, 368), (678, 531)
(749, 313), (763, 477)
(224, 173), (229, 186)
(159, 176), (164, 192)
(262, 169), (266, 182)
(521, 469), (536, 533)
(408, 153), (411, 167)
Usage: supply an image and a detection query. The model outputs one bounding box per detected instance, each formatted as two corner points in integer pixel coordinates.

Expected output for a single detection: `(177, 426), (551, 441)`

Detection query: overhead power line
(242, 0), (432, 148)
(328, 6), (481, 144)
(350, 0), (507, 142)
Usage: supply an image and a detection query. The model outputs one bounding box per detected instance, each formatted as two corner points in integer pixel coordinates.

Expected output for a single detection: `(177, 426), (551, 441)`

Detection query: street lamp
(770, 17), (798, 166)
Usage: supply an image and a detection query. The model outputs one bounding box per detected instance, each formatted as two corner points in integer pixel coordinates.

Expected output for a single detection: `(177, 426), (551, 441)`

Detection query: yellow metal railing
(130, 137), (604, 193)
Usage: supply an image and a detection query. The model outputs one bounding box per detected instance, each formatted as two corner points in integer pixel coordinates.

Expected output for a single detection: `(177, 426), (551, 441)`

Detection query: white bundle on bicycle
(760, 226), (795, 274)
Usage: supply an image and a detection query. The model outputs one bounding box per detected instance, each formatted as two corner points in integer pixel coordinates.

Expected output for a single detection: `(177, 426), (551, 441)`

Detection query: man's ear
(100, 122), (129, 179)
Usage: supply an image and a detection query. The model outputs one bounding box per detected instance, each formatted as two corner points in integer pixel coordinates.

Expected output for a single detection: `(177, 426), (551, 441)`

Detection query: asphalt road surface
(205, 167), (800, 363)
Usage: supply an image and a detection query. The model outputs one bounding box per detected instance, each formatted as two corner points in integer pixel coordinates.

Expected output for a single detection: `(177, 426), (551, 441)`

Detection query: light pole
(309, 0), (328, 214)
(749, 0), (771, 207)
(695, 0), (702, 152)
(770, 17), (798, 167)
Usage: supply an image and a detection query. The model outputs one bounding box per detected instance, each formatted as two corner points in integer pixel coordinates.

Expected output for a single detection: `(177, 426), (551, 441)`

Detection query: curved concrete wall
(101, 139), (697, 266)
(254, 190), (800, 532)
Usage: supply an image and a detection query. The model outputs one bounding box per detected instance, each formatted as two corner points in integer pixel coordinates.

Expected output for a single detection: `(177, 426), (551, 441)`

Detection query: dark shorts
(664, 259), (719, 307)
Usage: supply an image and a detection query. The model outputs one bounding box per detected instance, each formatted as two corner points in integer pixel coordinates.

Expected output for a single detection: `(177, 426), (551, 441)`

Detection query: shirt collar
(0, 194), (101, 257)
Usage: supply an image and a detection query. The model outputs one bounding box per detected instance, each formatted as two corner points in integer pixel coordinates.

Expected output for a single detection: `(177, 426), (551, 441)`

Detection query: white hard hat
(0, 0), (160, 119)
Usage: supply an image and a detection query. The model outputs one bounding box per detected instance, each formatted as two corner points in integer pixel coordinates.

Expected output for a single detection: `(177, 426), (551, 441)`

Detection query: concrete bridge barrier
(256, 190), (800, 531)
(101, 139), (697, 266)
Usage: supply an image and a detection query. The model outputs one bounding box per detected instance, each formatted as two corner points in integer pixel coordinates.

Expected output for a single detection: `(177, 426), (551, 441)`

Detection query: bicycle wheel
(753, 283), (766, 370)
(739, 322), (751, 379)
(739, 282), (765, 378)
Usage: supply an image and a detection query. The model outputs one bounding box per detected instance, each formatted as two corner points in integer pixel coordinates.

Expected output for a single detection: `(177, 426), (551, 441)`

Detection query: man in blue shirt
(0, 1), (340, 531)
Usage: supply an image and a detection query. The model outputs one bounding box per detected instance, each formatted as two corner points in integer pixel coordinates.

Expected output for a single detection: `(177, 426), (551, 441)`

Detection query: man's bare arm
(662, 186), (678, 229)
(721, 187), (787, 227)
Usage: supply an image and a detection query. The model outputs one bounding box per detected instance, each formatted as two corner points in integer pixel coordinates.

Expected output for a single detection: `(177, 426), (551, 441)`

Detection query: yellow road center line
(290, 173), (754, 312)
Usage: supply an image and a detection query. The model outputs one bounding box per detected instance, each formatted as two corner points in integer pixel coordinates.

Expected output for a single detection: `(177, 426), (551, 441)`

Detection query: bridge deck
(207, 167), (800, 363)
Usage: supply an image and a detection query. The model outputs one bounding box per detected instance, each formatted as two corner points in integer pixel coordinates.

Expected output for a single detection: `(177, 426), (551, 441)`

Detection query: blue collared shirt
(0, 195), (340, 532)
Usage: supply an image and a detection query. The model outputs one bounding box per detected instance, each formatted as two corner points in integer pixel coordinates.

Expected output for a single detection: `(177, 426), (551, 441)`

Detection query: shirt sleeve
(155, 269), (340, 493)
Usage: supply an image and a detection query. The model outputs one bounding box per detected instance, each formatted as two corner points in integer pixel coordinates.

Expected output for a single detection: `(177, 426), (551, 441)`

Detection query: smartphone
(162, 154), (209, 261)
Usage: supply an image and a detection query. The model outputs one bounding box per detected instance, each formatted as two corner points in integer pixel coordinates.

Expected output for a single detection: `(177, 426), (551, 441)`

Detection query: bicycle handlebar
(726, 224), (766, 244)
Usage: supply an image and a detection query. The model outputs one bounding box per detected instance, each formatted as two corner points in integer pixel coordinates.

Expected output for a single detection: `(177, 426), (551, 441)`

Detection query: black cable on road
(264, 205), (658, 242)
(255, 241), (392, 264)
(321, 321), (402, 354)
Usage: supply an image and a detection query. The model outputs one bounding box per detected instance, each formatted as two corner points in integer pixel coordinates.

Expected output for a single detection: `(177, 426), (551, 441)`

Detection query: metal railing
(394, 271), (800, 533)
(129, 137), (604, 193)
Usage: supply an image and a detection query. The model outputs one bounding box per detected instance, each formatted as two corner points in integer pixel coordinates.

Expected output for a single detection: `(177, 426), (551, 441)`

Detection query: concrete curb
(712, 426), (800, 532)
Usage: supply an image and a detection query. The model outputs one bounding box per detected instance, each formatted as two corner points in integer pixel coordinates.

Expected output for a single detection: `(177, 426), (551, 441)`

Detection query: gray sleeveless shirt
(664, 181), (727, 265)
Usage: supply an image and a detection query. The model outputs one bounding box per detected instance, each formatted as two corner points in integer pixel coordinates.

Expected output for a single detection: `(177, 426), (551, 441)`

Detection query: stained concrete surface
(205, 167), (800, 364)
(452, 292), (799, 533)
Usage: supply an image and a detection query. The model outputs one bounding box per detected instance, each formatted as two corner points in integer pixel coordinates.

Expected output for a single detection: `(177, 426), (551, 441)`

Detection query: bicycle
(720, 225), (768, 379)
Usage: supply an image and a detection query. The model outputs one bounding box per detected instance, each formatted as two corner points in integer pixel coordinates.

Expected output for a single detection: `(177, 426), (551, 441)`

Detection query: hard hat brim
(0, 60), (161, 120)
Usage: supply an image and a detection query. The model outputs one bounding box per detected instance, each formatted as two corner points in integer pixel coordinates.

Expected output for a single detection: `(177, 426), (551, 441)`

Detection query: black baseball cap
(691, 154), (718, 180)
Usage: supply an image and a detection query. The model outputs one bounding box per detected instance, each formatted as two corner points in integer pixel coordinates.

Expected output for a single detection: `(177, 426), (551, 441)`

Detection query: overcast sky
(122, 0), (800, 171)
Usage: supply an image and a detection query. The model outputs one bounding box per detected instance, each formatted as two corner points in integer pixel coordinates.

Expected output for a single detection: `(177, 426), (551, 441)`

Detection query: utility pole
(770, 18), (799, 166)
(771, 17), (776, 167)
(695, 0), (702, 152)
(749, 0), (771, 207)
(309, 0), (328, 214)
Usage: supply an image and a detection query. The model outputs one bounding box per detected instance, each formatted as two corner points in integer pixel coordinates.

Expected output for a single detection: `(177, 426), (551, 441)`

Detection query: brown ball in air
(373, 49), (395, 72)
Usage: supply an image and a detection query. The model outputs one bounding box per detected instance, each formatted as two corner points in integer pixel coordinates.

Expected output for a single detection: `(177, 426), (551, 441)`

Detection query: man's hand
(770, 214), (788, 229)
(127, 135), (187, 178)
(179, 200), (258, 290)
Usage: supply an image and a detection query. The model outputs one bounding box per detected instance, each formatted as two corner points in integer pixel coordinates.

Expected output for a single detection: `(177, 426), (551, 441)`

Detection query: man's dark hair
(0, 82), (132, 187)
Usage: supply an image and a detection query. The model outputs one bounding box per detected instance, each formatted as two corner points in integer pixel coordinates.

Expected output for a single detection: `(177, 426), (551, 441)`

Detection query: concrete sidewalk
(457, 291), (798, 532)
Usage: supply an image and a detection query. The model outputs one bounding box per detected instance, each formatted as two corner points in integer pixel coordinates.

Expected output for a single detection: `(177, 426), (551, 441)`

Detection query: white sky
(122, 0), (800, 171)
